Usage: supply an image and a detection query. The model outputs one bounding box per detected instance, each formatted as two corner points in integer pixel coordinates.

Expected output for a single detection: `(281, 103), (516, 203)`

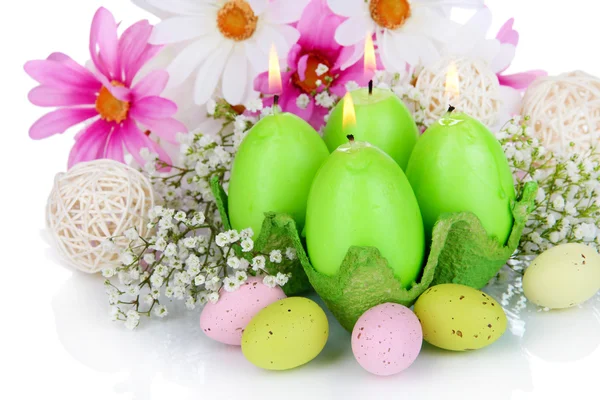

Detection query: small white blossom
(101, 239), (117, 253)
(124, 228), (139, 241)
(121, 251), (135, 266)
(315, 63), (329, 76)
(194, 274), (206, 286)
(143, 253), (156, 264)
(238, 258), (250, 271)
(226, 230), (240, 243)
(144, 294), (154, 305)
(275, 272), (289, 286)
(185, 296), (197, 310)
(154, 305), (168, 318)
(285, 247), (297, 260)
(235, 271), (248, 283)
(263, 275), (277, 288)
(252, 255), (266, 271)
(296, 94), (310, 110)
(216, 233), (229, 247)
(345, 81), (360, 92)
(315, 92), (336, 108)
(102, 268), (116, 278)
(206, 99), (216, 115)
(240, 228), (254, 240)
(227, 256), (241, 269)
(208, 292), (220, 304)
(164, 286), (175, 298)
(245, 98), (263, 112)
(241, 238), (254, 252)
(269, 250), (283, 264)
(186, 254), (201, 269)
(223, 277), (241, 292)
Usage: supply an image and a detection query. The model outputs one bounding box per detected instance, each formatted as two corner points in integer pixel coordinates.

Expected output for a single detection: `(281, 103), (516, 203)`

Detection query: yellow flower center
(96, 82), (130, 123)
(369, 0), (412, 30)
(217, 0), (258, 41)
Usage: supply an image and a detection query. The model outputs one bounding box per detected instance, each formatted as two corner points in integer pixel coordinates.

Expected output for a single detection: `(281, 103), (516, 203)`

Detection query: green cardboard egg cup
(211, 176), (538, 332)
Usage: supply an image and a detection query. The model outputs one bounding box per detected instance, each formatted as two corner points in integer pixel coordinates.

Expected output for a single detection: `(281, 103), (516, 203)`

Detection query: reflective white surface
(4, 1), (600, 399)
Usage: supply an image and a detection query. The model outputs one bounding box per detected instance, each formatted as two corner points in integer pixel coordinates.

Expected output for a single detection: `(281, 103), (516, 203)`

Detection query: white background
(2, 1), (600, 399)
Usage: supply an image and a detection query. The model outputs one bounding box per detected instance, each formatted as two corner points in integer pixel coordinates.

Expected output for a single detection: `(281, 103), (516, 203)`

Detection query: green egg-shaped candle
(323, 88), (419, 170)
(306, 138), (425, 288)
(406, 110), (516, 245)
(228, 112), (329, 236)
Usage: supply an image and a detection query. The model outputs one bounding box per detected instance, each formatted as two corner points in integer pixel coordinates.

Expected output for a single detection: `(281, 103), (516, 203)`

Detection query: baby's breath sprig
(103, 108), (294, 330)
(496, 116), (600, 260)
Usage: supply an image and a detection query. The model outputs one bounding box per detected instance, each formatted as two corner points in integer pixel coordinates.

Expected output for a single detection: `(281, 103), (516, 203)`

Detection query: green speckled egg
(414, 284), (507, 351)
(241, 297), (329, 370)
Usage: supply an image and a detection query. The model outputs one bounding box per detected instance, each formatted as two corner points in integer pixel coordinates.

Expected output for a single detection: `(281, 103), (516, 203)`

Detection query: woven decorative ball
(521, 71), (600, 154)
(46, 159), (155, 274)
(416, 56), (502, 127)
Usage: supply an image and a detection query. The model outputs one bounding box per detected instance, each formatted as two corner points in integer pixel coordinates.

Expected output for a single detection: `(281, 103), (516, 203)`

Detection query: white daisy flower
(327, 0), (483, 71)
(146, 0), (309, 105)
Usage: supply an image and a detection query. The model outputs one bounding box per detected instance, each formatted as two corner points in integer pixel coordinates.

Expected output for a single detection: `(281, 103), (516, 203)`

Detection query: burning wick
(448, 105), (456, 113)
(347, 134), (355, 142)
(368, 80), (373, 95)
(274, 95), (280, 108)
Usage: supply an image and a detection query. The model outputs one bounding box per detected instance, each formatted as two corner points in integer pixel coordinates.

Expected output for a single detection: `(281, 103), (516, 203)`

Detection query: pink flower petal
(297, 54), (309, 82)
(496, 18), (519, 46)
(121, 119), (172, 168)
(89, 7), (119, 79)
(132, 70), (169, 98)
(499, 70), (548, 90)
(24, 59), (100, 91)
(254, 71), (294, 94)
(136, 117), (187, 144)
(29, 108), (98, 140)
(47, 53), (101, 82)
(105, 127), (125, 163)
(95, 73), (132, 102)
(298, 0), (344, 52)
(130, 96), (177, 120)
(67, 119), (111, 168)
(28, 86), (97, 107)
(117, 20), (156, 85)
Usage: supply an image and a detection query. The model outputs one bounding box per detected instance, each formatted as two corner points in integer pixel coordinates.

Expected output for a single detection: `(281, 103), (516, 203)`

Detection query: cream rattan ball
(46, 159), (155, 274)
(416, 56), (502, 127)
(521, 71), (600, 155)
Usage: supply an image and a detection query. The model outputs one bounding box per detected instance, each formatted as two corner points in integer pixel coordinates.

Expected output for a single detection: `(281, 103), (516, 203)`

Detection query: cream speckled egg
(523, 243), (600, 309)
(200, 277), (286, 345)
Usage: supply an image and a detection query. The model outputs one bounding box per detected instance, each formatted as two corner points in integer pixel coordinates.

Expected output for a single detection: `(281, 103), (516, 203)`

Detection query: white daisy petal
(222, 45), (248, 105)
(194, 41), (233, 105)
(327, 0), (366, 18)
(335, 16), (374, 47)
(244, 40), (269, 73)
(490, 43), (516, 73)
(150, 16), (216, 44)
(167, 35), (222, 88)
(472, 38), (501, 67)
(272, 24), (301, 50)
(444, 8), (491, 55)
(403, 9), (458, 44)
(381, 30), (407, 72)
(265, 0), (310, 24)
(147, 0), (216, 16)
(254, 24), (293, 60)
(247, 0), (269, 15)
(413, 0), (484, 8)
(389, 32), (420, 67)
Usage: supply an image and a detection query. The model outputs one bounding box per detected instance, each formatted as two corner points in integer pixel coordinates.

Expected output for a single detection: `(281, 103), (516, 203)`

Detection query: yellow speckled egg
(523, 243), (600, 309)
(241, 297), (329, 370)
(414, 284), (507, 351)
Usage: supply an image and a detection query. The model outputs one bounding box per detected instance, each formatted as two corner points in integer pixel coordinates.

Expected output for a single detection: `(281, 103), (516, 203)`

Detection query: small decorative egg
(242, 297), (329, 370)
(414, 284), (507, 351)
(523, 243), (600, 309)
(351, 303), (423, 376)
(200, 277), (286, 345)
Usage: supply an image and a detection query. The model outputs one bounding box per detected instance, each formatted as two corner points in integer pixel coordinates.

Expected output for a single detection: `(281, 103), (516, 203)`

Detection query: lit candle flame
(342, 92), (357, 132)
(364, 33), (376, 78)
(268, 44), (282, 94)
(445, 62), (460, 104)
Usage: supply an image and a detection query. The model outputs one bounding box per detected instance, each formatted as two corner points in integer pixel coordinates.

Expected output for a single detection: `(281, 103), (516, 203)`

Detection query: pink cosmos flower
(25, 7), (186, 169)
(254, 0), (374, 130)
(496, 18), (547, 90)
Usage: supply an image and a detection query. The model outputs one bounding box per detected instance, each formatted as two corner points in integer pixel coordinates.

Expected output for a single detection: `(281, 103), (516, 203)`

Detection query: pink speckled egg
(352, 303), (423, 376)
(200, 277), (286, 345)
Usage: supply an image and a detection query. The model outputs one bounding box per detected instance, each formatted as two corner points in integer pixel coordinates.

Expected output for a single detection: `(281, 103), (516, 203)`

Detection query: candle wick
(448, 105), (456, 113)
(274, 95), (280, 108)
(368, 80), (373, 95)
(346, 134), (355, 143)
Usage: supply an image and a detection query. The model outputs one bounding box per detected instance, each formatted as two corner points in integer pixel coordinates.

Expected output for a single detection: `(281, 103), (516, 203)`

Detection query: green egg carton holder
(211, 176), (538, 332)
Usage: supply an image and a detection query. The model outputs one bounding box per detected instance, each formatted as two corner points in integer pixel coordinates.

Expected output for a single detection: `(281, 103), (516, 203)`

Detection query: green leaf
(211, 176), (537, 332)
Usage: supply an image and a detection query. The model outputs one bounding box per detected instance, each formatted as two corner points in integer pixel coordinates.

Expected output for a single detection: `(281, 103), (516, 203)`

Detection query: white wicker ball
(521, 71), (600, 154)
(416, 56), (502, 127)
(46, 159), (155, 274)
